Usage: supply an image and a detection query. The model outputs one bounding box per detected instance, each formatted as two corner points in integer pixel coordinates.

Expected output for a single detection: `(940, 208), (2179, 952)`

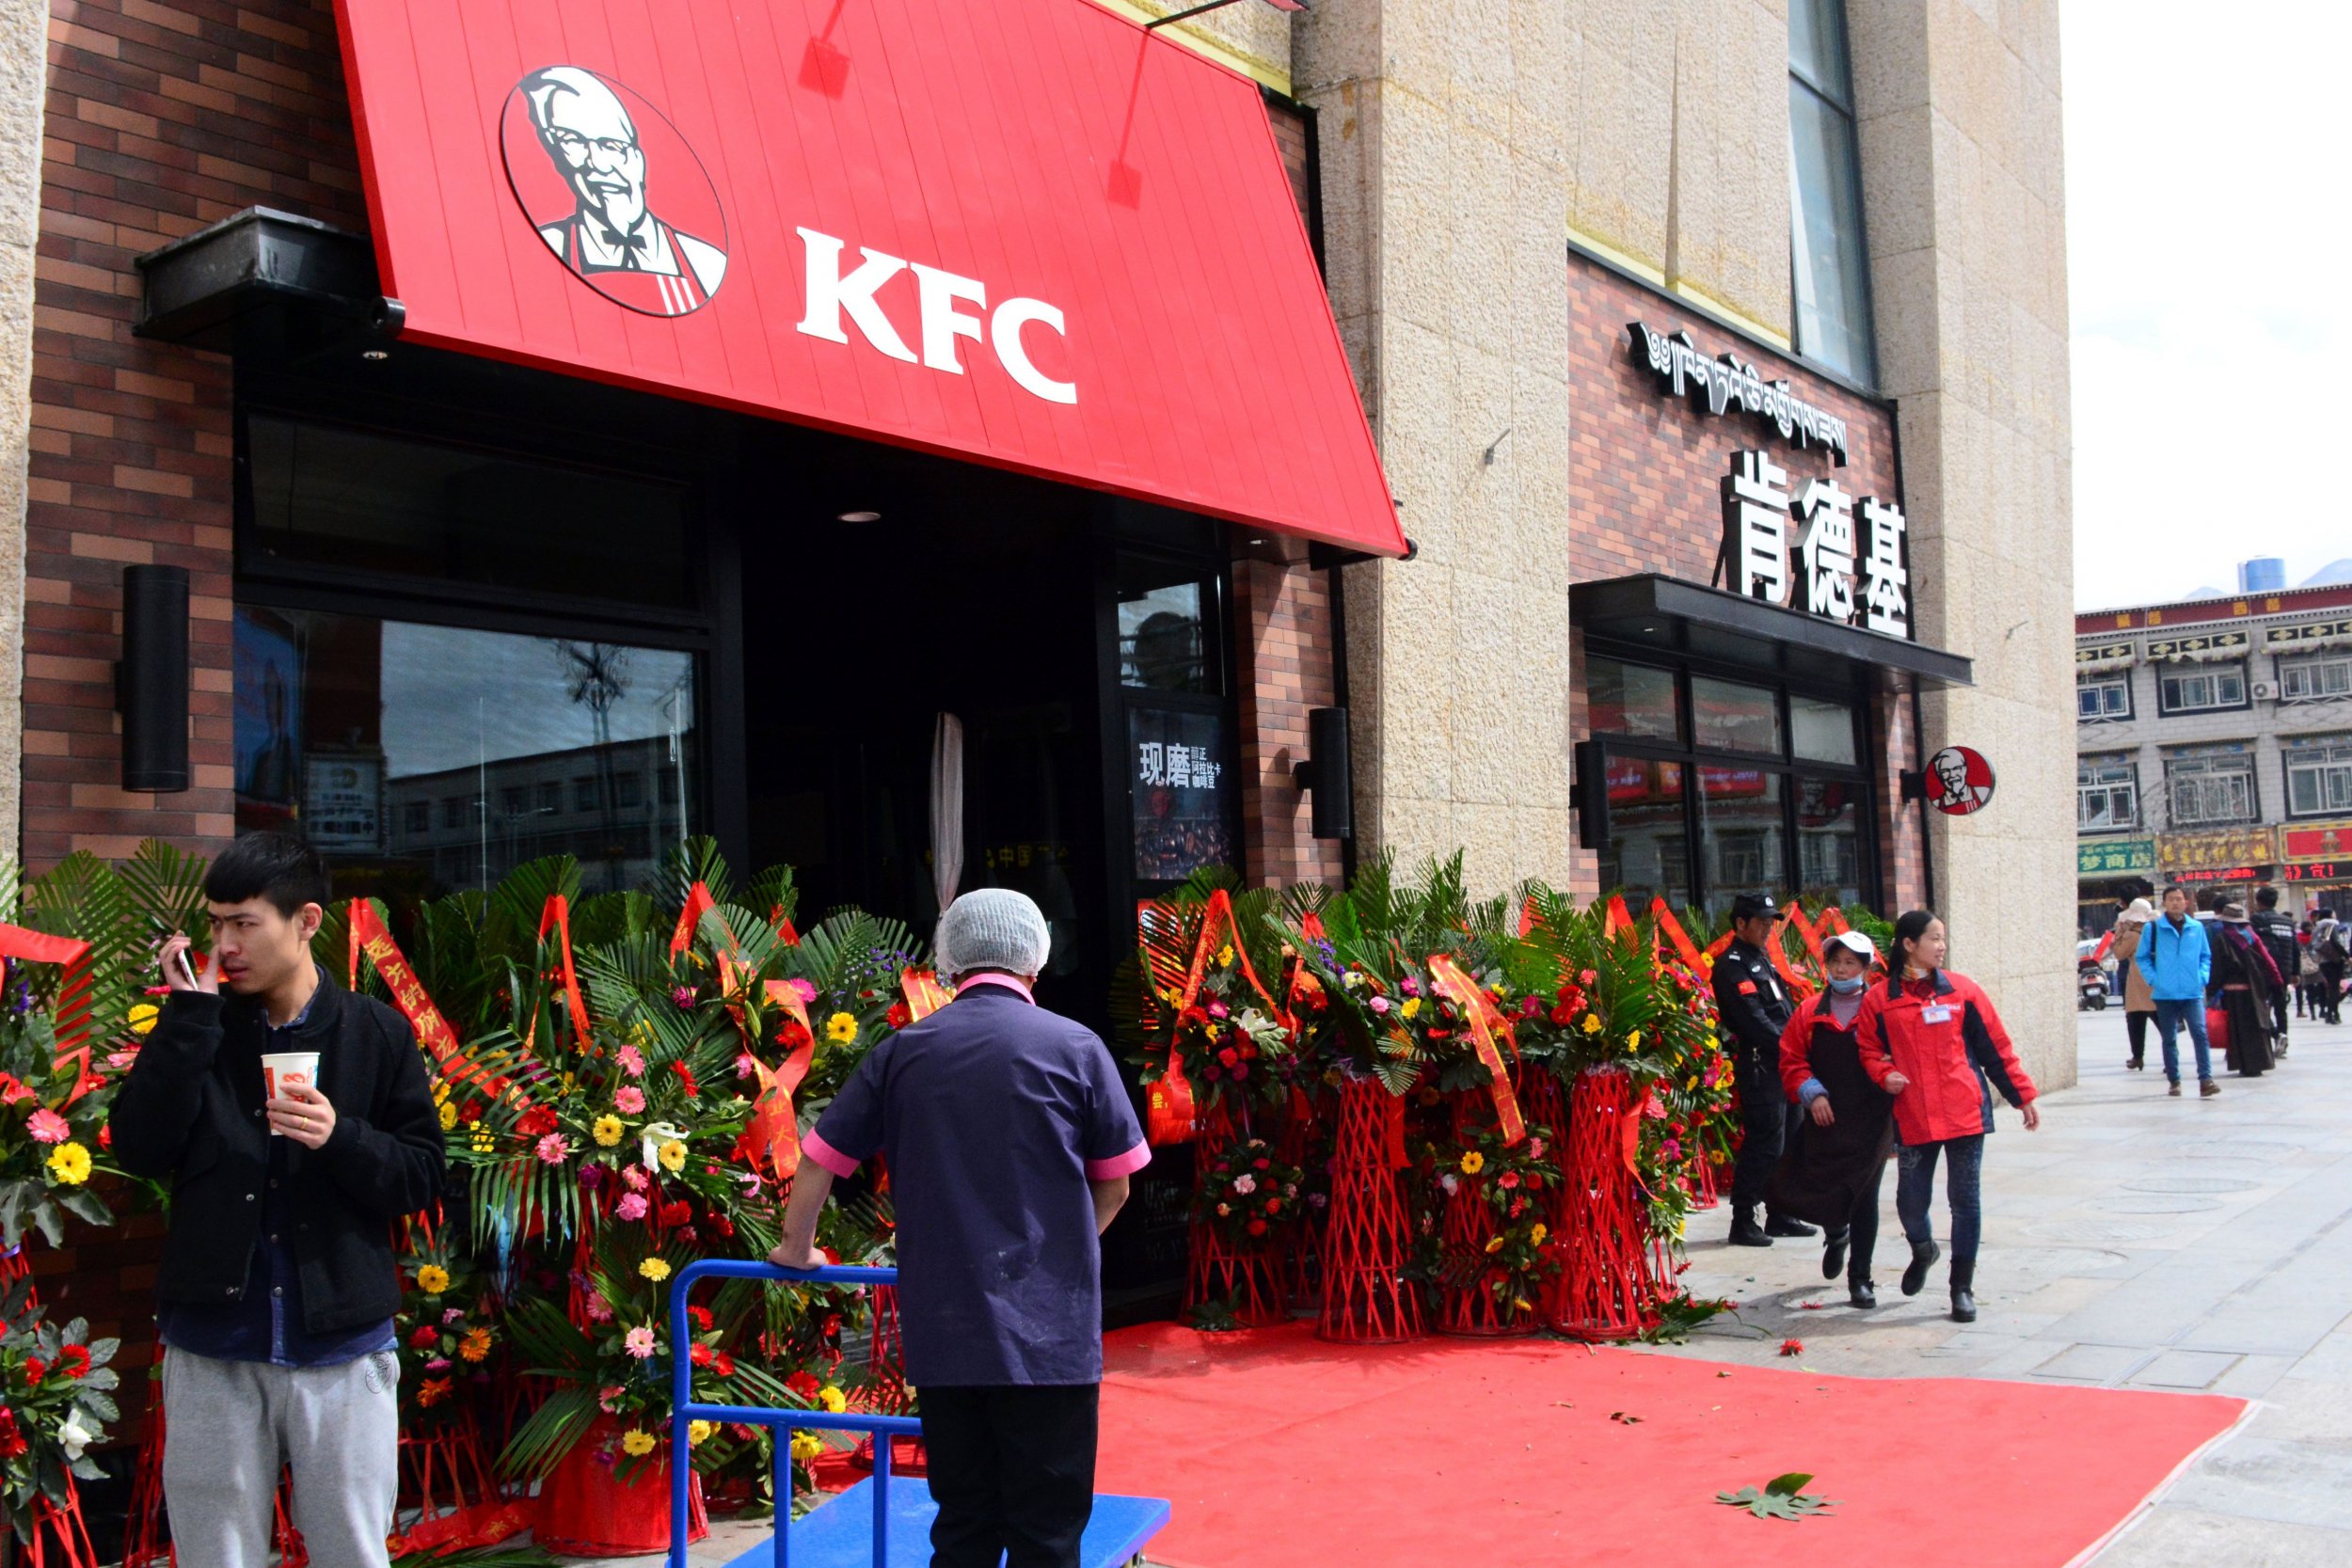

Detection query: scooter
(2077, 959), (2109, 1011)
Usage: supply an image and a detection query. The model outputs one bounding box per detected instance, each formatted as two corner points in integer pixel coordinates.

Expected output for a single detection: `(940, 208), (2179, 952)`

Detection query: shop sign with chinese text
(2078, 839), (2155, 878)
(2158, 826), (2277, 872)
(1721, 451), (1911, 638)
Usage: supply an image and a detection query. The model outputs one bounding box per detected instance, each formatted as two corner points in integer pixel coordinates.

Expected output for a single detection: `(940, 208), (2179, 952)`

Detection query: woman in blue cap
(769, 888), (1148, 1568)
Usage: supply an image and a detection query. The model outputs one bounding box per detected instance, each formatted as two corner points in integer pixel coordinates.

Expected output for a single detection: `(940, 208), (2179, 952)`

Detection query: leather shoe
(2167, 1081), (2182, 1097)
(1850, 1279), (1877, 1309)
(1728, 1209), (1773, 1247)
(1949, 1260), (1977, 1323)
(1821, 1229), (1849, 1280)
(2125, 1056), (2143, 1070)
(2201, 1079), (2221, 1098)
(1765, 1214), (1820, 1239)
(1900, 1239), (1941, 1296)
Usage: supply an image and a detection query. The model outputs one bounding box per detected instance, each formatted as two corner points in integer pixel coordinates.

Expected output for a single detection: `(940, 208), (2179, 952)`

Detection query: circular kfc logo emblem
(501, 66), (727, 318)
(1926, 745), (1996, 816)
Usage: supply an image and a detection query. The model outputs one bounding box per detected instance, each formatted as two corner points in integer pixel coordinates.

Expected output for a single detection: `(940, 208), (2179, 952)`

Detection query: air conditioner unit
(2251, 681), (2277, 701)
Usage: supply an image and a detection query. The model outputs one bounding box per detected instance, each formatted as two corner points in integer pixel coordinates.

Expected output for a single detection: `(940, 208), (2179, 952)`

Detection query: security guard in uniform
(1711, 893), (1819, 1247)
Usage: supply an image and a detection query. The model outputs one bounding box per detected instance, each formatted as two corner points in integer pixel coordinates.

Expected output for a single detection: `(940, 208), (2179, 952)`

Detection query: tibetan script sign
(1629, 322), (1851, 465)
(2077, 838), (2155, 878)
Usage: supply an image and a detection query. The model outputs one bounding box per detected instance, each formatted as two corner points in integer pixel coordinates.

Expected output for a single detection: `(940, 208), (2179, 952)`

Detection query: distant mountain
(2301, 559), (2352, 588)
(2185, 585), (2226, 599)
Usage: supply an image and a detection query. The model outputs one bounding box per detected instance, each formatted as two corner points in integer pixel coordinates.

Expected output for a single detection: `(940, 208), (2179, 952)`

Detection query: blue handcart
(667, 1260), (1170, 1568)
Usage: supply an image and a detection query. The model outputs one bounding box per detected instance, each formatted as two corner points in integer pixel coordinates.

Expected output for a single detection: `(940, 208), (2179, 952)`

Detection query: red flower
(778, 1020), (813, 1052)
(713, 1352), (737, 1377)
(1548, 1003), (1578, 1026)
(690, 1343), (714, 1367)
(98, 1124), (112, 1150)
(884, 1004), (912, 1029)
(786, 1370), (821, 1398)
(708, 1214), (736, 1239)
(1498, 1171), (1520, 1189)
(688, 1305), (713, 1332)
(0, 1408), (23, 1460)
(409, 1325), (438, 1349)
(1778, 1338), (1804, 1357)
(1246, 1219), (1268, 1236)
(58, 1346), (88, 1379)
(21, 1359), (44, 1386)
(516, 1105), (558, 1138)
(672, 1062), (700, 1099)
(1252, 1158), (1270, 1170)
(1216, 1047), (1238, 1069)
(659, 1200), (692, 1227)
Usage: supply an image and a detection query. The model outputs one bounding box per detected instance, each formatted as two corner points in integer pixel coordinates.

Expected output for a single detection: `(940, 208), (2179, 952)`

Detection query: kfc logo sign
(794, 229), (1077, 405)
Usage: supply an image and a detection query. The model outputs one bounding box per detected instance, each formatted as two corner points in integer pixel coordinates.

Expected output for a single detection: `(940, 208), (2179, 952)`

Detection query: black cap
(1730, 893), (1784, 922)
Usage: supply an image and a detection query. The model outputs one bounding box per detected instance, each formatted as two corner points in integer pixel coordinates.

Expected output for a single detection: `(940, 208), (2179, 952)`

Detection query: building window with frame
(2077, 673), (2132, 721)
(2165, 751), (2256, 828)
(2280, 654), (2352, 703)
(1787, 0), (1877, 385)
(2284, 735), (2352, 818)
(2077, 755), (2138, 831)
(2156, 662), (2248, 715)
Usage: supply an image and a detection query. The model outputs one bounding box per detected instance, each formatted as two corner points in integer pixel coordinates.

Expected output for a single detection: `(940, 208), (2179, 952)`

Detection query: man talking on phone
(110, 833), (443, 1568)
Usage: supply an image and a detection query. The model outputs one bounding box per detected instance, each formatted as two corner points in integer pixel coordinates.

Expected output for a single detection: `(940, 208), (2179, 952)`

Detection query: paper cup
(261, 1052), (322, 1132)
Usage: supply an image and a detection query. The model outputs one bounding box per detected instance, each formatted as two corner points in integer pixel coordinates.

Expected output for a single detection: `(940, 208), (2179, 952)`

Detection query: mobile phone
(172, 947), (199, 989)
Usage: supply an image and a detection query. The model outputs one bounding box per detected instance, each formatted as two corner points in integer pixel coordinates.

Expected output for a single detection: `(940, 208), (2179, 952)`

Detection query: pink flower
(1206, 1000), (1229, 1021)
(583, 1295), (614, 1323)
(425, 1357), (451, 1371)
(1232, 1174), (1257, 1196)
(1527, 1138), (1547, 1160)
(1400, 975), (1420, 997)
(441, 1307), (464, 1324)
(614, 1193), (650, 1222)
(599, 1384), (625, 1413)
(614, 1086), (646, 1115)
(624, 1326), (657, 1359)
(1369, 995), (1391, 1014)
(25, 1110), (70, 1145)
(534, 1132), (570, 1164)
(623, 1164), (650, 1191)
(787, 979), (818, 1006)
(673, 986), (696, 1010)
(106, 1049), (140, 1070)
(617, 1045), (646, 1078)
(735, 1053), (759, 1080)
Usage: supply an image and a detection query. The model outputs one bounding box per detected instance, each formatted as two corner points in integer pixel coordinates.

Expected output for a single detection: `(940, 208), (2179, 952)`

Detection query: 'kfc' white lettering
(796, 227), (1075, 404)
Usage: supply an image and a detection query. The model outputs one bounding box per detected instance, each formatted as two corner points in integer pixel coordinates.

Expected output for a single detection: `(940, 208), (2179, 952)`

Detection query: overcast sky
(2062, 3), (2350, 611)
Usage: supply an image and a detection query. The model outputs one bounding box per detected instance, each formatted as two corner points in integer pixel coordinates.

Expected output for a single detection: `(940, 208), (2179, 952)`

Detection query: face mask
(1828, 974), (1867, 995)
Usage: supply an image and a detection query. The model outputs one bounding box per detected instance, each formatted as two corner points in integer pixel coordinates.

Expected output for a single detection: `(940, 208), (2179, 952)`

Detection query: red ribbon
(1425, 953), (1525, 1147)
(899, 969), (953, 1021)
(0, 923), (98, 1104)
(347, 901), (501, 1097)
(537, 895), (592, 1045)
(668, 881), (718, 958)
(737, 979), (814, 1180)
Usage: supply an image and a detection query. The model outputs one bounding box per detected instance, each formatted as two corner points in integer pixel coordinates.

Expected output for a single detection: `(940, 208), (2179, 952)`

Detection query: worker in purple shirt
(770, 888), (1149, 1568)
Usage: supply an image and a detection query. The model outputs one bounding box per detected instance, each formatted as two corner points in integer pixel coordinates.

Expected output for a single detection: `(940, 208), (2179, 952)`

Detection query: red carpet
(1095, 1323), (2243, 1568)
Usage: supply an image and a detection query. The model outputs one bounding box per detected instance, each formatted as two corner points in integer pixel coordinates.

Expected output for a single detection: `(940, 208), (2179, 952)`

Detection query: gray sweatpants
(162, 1347), (400, 1568)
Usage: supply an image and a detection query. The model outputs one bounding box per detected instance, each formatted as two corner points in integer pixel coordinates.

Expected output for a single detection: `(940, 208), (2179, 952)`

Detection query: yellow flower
(1216, 945), (1234, 968)
(1400, 997), (1422, 1021)
(824, 1011), (859, 1045)
(1511, 1297), (1534, 1312)
(1529, 1223), (1549, 1247)
(1627, 1029), (1642, 1051)
(789, 1433), (823, 1462)
(127, 1003), (159, 1037)
(639, 1257), (672, 1282)
(1458, 1151), (1485, 1176)
(437, 1101), (458, 1132)
(1685, 1075), (1700, 1090)
(1484, 1235), (1505, 1253)
(416, 1264), (451, 1294)
(818, 1385), (847, 1414)
(658, 1139), (687, 1173)
(45, 1143), (91, 1186)
(561, 1071), (577, 1092)
(620, 1429), (658, 1457)
(687, 1419), (716, 1447)
(593, 1116), (626, 1148)
(1581, 1013), (1602, 1035)
(432, 1080), (451, 1104)
(1323, 1066), (1344, 1088)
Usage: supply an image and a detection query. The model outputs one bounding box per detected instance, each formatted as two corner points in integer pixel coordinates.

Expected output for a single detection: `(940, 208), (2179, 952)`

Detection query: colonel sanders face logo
(1926, 746), (1995, 816)
(501, 66), (727, 318)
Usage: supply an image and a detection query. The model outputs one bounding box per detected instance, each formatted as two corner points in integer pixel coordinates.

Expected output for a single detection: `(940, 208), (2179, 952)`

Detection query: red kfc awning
(331, 0), (1405, 557)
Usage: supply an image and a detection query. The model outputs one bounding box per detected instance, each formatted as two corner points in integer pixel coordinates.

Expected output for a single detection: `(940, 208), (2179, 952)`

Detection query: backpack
(2321, 922), (2349, 965)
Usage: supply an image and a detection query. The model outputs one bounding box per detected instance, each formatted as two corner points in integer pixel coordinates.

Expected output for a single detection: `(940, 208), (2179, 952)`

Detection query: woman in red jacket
(1770, 930), (1896, 1308)
(1858, 910), (2042, 1323)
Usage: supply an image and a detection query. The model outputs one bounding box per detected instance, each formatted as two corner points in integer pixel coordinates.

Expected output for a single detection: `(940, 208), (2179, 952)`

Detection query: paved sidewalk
(1655, 1003), (2352, 1565)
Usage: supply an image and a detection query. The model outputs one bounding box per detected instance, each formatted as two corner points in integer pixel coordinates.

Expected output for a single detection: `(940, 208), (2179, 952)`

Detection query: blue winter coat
(2135, 915), (2212, 1002)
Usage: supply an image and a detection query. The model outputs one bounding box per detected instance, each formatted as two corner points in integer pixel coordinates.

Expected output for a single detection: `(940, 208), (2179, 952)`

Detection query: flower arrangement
(1125, 878), (1314, 1126)
(0, 1278), (120, 1545)
(1426, 1123), (1562, 1313)
(1191, 1137), (1306, 1244)
(394, 1236), (499, 1428)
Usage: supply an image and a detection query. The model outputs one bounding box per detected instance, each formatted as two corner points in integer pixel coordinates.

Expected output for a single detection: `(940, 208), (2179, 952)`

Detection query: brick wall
(1563, 250), (1929, 913)
(1232, 537), (1344, 890)
(33, 0), (362, 871)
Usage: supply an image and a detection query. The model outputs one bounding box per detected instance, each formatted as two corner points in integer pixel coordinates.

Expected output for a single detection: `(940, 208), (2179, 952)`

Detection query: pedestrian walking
(108, 834), (445, 1568)
(1710, 893), (1816, 1248)
(2137, 885), (2218, 1097)
(1769, 930), (1895, 1309)
(2113, 896), (2157, 1070)
(768, 889), (1148, 1568)
(2249, 887), (2299, 1050)
(2315, 909), (2347, 1025)
(1858, 910), (2041, 1324)
(2296, 918), (2317, 1020)
(2210, 901), (2282, 1076)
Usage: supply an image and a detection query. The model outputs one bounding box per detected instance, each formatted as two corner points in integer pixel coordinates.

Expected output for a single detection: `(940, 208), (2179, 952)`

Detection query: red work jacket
(1855, 970), (2036, 1145)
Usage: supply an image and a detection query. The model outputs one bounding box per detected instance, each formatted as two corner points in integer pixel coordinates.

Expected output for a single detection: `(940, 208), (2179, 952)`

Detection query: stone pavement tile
(2245, 1376), (2352, 1450)
(2031, 1342), (2150, 1383)
(2128, 1349), (2242, 1389)
(2208, 1353), (2298, 1400)
(2159, 1435), (2352, 1530)
(2092, 1506), (2352, 1568)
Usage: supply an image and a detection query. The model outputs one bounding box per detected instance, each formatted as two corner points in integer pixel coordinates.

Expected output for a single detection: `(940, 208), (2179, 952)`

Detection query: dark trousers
(1898, 1134), (1984, 1267)
(919, 1383), (1099, 1568)
(1730, 1075), (1797, 1218)
(2125, 1010), (2149, 1063)
(1825, 1155), (1885, 1284)
(2323, 963), (2345, 1023)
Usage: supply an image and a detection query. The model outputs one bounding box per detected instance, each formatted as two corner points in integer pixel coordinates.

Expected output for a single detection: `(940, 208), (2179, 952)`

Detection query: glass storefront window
(245, 415), (696, 610)
(1587, 657), (1679, 742)
(1691, 676), (1782, 754)
(1698, 767), (1784, 917)
(235, 607), (697, 895)
(1794, 776), (1863, 908)
(1118, 559), (1216, 692)
(1790, 693), (1858, 765)
(1596, 758), (1689, 911)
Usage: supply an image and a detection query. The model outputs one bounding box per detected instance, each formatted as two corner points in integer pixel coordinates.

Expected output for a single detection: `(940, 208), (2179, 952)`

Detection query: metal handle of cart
(669, 1259), (920, 1568)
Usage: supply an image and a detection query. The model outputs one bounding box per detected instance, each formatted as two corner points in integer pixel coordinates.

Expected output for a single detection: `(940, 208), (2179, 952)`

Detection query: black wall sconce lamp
(117, 564), (190, 793)
(1292, 705), (1352, 841)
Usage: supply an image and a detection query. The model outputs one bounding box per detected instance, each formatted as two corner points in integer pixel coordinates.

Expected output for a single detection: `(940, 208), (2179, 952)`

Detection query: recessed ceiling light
(836, 510), (882, 523)
(361, 349), (389, 361)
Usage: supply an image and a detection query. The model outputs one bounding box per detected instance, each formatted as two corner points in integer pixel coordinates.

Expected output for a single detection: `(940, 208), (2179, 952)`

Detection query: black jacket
(2249, 910), (2300, 984)
(108, 976), (444, 1334)
(1711, 938), (1793, 1067)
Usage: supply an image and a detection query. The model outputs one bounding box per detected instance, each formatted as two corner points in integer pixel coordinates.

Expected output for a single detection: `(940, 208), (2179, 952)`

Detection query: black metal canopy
(1571, 572), (1973, 688)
